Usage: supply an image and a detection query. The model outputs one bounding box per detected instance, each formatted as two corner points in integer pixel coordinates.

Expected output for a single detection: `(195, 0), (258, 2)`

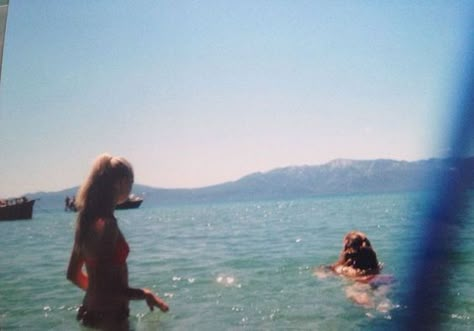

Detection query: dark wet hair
(337, 230), (380, 274)
(351, 246), (379, 271)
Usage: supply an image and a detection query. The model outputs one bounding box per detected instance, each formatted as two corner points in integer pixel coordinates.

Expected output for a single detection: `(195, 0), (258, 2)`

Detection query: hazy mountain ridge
(29, 157), (473, 209)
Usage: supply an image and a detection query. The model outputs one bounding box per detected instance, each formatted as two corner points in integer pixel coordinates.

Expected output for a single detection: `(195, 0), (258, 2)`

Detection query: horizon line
(20, 155), (463, 197)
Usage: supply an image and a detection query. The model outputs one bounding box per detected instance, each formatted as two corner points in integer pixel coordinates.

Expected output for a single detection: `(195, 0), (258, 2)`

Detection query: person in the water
(315, 231), (394, 310)
(330, 230), (382, 281)
(67, 154), (168, 330)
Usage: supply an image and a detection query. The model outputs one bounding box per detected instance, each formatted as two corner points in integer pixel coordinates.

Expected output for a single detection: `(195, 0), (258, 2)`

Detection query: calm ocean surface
(1, 192), (473, 330)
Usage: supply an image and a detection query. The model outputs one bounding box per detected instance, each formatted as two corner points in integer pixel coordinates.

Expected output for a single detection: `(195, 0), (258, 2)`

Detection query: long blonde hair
(75, 154), (133, 246)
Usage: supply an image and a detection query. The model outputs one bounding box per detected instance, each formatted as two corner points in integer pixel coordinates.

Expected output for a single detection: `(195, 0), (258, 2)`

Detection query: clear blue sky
(0, 1), (472, 197)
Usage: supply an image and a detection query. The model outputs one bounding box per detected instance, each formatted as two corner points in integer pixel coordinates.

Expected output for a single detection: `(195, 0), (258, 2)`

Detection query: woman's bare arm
(66, 246), (88, 290)
(126, 287), (169, 312)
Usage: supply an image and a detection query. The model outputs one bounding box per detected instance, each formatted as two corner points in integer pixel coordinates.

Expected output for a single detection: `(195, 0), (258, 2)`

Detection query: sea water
(1, 192), (473, 330)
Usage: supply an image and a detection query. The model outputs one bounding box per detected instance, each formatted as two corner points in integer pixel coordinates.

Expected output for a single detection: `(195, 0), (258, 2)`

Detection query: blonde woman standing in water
(67, 154), (168, 330)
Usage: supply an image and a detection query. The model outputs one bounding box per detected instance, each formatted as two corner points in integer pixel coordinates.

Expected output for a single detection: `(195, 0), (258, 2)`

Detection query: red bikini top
(84, 229), (129, 268)
(114, 236), (130, 265)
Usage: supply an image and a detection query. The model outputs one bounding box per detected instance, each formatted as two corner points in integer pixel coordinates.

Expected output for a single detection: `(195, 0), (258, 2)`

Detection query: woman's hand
(144, 289), (169, 312)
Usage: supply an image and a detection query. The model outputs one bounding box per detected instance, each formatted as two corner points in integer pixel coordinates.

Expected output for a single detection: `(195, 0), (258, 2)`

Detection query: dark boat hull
(0, 200), (35, 221)
(66, 197), (143, 212)
(115, 199), (143, 210)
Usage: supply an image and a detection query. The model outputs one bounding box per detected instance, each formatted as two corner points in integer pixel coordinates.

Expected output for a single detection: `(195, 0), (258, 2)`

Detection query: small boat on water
(0, 197), (36, 221)
(116, 195), (143, 210)
(65, 194), (143, 211)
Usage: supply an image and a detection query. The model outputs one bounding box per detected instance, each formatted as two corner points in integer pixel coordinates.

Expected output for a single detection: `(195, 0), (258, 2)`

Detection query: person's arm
(66, 245), (88, 290)
(126, 287), (169, 312)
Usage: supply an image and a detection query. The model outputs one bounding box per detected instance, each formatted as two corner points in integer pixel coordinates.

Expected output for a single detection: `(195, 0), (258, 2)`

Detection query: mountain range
(28, 157), (474, 210)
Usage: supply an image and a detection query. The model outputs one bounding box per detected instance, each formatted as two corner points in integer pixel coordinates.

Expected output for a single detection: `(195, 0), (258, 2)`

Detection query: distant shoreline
(24, 157), (474, 209)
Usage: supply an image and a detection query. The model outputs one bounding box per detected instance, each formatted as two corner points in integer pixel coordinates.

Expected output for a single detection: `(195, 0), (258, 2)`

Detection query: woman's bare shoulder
(84, 217), (119, 252)
(330, 264), (368, 278)
(90, 217), (117, 234)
